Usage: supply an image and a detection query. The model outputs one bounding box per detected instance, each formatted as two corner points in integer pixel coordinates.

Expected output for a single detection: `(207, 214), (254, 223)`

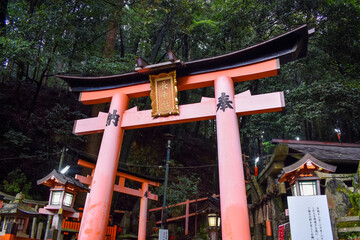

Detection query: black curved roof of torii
(57, 25), (311, 93)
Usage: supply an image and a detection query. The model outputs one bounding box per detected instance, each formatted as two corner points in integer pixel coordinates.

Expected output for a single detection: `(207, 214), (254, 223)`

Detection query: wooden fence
(337, 216), (360, 240)
(0, 220), (117, 240)
(0, 237), (38, 240)
(62, 219), (117, 240)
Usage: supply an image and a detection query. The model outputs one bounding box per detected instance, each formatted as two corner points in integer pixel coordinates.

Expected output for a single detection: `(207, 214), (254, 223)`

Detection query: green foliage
(167, 174), (200, 204)
(349, 192), (360, 217)
(262, 141), (275, 154)
(0, 36), (33, 62)
(3, 129), (32, 151)
(0, 0), (359, 210)
(2, 168), (32, 197)
(156, 173), (201, 215)
(338, 168), (360, 217)
(76, 54), (136, 76)
(338, 231), (360, 240)
(45, 103), (87, 145)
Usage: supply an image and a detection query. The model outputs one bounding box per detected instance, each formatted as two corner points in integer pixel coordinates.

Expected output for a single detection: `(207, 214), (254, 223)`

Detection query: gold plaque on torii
(149, 71), (179, 117)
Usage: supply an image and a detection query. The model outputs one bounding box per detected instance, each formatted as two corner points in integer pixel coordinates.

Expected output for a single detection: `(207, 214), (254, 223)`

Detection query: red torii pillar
(215, 76), (250, 238)
(77, 93), (128, 240)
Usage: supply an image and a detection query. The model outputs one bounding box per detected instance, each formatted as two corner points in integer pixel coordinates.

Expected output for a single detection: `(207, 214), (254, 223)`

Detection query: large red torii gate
(58, 25), (311, 240)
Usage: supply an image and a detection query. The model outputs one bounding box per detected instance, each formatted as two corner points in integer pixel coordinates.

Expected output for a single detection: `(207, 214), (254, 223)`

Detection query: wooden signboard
(150, 71), (179, 117)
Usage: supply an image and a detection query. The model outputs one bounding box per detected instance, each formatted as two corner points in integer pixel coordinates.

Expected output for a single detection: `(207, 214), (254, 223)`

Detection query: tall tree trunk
(182, 34), (189, 61)
(27, 43), (57, 119)
(150, 7), (176, 63)
(103, 19), (119, 58)
(132, 36), (140, 55)
(119, 25), (125, 58)
(304, 120), (313, 140)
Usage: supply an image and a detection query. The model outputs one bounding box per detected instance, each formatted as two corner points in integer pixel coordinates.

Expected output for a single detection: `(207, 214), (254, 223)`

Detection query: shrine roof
(278, 153), (337, 183)
(282, 153), (337, 173)
(196, 195), (220, 214)
(272, 139), (360, 163)
(0, 191), (47, 206)
(37, 169), (89, 191)
(0, 203), (39, 215)
(58, 25), (311, 93)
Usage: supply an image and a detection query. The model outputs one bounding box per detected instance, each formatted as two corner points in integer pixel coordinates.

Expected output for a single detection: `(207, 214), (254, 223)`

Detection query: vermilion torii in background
(58, 25), (312, 240)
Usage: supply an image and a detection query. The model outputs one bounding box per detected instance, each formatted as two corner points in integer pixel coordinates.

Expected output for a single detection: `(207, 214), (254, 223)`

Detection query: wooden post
(31, 205), (38, 238)
(138, 182), (149, 240)
(329, 209), (339, 240)
(56, 214), (63, 240)
(37, 221), (44, 239)
(2, 216), (7, 235)
(30, 214), (37, 238)
(78, 93), (129, 240)
(215, 75), (251, 240)
(47, 227), (55, 240)
(44, 215), (53, 240)
(4, 222), (17, 240)
(185, 199), (189, 235)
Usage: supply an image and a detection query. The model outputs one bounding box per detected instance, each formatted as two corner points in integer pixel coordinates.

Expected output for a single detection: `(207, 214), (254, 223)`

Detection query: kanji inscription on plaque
(149, 71), (179, 117)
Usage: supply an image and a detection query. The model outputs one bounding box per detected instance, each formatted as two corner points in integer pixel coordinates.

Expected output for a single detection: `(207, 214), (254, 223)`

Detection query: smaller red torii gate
(75, 159), (160, 239)
(149, 194), (220, 236)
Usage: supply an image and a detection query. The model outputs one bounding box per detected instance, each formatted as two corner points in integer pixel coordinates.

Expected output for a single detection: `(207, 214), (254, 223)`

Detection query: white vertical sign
(159, 229), (168, 240)
(287, 195), (333, 240)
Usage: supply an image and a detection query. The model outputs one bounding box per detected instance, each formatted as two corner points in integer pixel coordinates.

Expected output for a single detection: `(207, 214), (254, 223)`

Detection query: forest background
(0, 0), (359, 217)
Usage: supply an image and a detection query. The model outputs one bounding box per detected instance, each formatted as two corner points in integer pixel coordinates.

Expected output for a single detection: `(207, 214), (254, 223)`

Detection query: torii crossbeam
(58, 25), (311, 240)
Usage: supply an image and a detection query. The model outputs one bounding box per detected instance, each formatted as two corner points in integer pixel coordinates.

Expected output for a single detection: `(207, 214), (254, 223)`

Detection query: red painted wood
(215, 75), (251, 239)
(78, 59), (279, 105)
(138, 182), (148, 240)
(73, 91), (284, 134)
(78, 93), (128, 240)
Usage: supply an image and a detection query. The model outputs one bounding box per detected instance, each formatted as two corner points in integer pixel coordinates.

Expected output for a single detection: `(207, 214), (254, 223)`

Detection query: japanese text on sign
(287, 195), (333, 240)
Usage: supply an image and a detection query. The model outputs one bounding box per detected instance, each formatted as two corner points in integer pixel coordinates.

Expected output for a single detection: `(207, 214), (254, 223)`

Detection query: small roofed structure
(37, 169), (88, 218)
(278, 153), (337, 196)
(196, 196), (221, 215)
(0, 192), (40, 237)
(196, 196), (221, 240)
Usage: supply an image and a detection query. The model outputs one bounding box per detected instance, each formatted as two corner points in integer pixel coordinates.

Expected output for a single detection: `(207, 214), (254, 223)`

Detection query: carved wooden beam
(73, 90), (284, 134)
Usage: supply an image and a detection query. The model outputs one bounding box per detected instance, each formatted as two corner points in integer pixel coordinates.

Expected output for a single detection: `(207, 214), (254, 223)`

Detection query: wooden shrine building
(0, 192), (40, 238)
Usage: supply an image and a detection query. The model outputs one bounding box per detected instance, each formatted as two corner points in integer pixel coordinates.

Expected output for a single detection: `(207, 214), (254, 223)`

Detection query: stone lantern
(37, 169), (88, 239)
